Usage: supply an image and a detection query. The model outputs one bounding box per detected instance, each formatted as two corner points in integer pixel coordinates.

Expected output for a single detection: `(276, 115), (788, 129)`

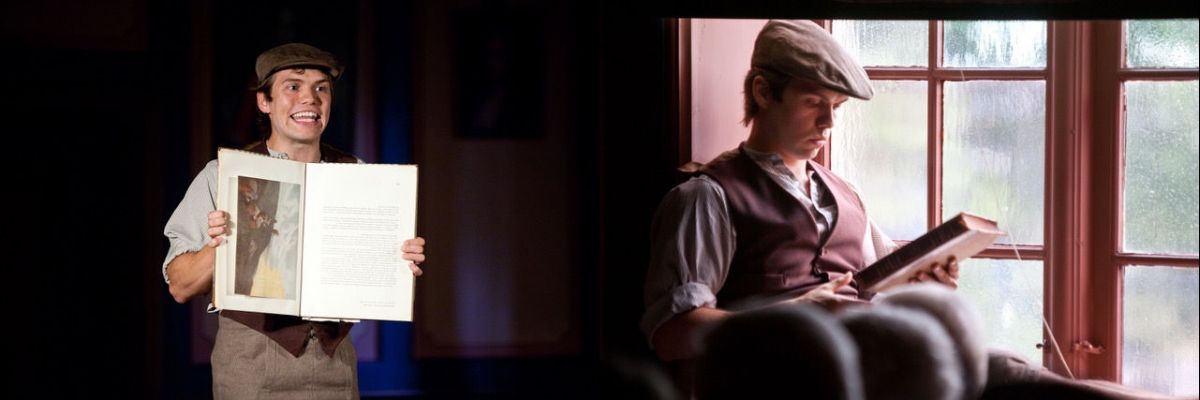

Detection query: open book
(213, 148), (418, 321)
(855, 212), (1005, 294)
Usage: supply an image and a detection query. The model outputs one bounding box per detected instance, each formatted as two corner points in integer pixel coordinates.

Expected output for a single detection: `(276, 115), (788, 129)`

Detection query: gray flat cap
(752, 20), (874, 100)
(254, 43), (343, 90)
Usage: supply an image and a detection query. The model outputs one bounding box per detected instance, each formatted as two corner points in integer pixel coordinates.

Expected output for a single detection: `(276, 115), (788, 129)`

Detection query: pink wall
(689, 19), (767, 163)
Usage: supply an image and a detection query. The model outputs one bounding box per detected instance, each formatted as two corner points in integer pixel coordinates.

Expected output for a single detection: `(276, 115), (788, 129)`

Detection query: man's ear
(752, 75), (773, 111)
(256, 92), (270, 113)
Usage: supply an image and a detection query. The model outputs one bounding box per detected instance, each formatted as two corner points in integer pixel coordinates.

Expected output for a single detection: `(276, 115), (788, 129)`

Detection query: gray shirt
(162, 158), (221, 285)
(640, 147), (898, 343)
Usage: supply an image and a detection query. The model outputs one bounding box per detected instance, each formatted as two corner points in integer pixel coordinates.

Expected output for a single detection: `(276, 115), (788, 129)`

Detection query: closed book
(856, 212), (1005, 293)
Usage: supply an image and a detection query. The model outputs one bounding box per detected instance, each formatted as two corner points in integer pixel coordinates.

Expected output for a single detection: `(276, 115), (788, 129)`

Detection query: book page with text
(300, 163), (418, 321)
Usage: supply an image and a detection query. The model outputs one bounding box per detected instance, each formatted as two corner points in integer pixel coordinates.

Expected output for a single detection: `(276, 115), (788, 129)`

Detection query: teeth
(291, 112), (319, 122)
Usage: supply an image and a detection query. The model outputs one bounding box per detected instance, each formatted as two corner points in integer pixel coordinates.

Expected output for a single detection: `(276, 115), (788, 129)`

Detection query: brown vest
(700, 148), (867, 307)
(220, 140), (359, 357)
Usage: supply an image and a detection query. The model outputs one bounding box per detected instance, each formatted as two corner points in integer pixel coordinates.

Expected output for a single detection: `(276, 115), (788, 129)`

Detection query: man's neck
(266, 136), (321, 163)
(746, 125), (810, 178)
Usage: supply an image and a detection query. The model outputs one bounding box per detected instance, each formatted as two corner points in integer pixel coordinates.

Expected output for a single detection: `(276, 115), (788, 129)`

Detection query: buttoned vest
(700, 148), (867, 306)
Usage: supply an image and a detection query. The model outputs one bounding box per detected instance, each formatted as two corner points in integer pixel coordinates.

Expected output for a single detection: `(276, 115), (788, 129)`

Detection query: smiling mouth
(290, 111), (321, 124)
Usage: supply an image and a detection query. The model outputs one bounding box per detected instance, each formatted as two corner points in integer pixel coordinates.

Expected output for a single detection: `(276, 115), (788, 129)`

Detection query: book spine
(857, 219), (970, 287)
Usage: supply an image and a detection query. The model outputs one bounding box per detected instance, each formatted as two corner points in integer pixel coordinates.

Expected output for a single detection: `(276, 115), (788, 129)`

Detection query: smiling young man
(162, 43), (425, 399)
(255, 61), (333, 161)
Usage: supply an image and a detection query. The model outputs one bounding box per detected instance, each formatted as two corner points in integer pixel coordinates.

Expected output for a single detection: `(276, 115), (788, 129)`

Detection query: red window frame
(1077, 20), (1199, 381)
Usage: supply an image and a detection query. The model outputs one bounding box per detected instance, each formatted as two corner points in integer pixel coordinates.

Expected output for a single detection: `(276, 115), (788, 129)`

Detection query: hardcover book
(213, 148), (419, 321)
(856, 212), (1005, 294)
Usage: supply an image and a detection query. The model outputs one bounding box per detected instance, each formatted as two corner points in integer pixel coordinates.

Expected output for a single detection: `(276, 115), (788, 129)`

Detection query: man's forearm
(651, 307), (731, 361)
(166, 247), (216, 304)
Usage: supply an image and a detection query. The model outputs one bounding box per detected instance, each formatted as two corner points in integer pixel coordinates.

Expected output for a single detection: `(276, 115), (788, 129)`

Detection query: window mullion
(1114, 254), (1200, 267)
(928, 20), (943, 230)
(1087, 20), (1127, 382)
(1046, 20), (1099, 378)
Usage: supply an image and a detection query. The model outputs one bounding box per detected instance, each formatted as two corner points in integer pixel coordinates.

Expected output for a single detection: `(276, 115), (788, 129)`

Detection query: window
(682, 19), (1199, 395)
(1114, 20), (1198, 395)
(830, 20), (1048, 364)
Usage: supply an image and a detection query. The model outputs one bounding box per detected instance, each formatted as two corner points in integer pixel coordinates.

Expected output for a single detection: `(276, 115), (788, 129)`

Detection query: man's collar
(265, 147), (290, 160)
(741, 142), (813, 179)
(265, 145), (325, 162)
(741, 143), (783, 165)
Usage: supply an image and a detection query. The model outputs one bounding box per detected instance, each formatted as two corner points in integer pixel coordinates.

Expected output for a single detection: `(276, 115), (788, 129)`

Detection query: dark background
(4, 0), (1196, 398)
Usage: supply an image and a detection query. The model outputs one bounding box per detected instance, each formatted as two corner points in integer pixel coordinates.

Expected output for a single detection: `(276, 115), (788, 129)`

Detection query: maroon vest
(220, 140), (359, 357)
(700, 148), (867, 307)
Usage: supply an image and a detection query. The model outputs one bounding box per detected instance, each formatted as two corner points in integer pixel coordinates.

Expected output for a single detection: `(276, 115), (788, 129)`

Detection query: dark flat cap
(752, 20), (874, 100)
(254, 43), (343, 89)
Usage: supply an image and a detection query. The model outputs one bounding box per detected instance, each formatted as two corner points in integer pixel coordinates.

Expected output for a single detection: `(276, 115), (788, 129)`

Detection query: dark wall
(597, 4), (685, 363)
(205, 1), (359, 155)
(6, 0), (185, 397)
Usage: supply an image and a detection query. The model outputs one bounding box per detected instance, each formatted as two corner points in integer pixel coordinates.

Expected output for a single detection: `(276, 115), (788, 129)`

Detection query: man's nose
(300, 88), (321, 105)
(816, 104), (835, 128)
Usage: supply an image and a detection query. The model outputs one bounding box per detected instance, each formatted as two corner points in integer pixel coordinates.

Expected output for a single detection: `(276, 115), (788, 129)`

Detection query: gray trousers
(212, 314), (359, 399)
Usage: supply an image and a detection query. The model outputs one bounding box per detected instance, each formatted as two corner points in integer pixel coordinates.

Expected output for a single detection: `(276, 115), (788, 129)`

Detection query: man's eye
(287, 84), (299, 91)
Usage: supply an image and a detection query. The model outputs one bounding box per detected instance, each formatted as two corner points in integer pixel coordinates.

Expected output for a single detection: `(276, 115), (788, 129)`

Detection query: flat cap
(752, 20), (873, 100)
(254, 43), (343, 89)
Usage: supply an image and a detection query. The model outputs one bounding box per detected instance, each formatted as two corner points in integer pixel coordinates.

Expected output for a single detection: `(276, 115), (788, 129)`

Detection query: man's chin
(275, 130), (324, 144)
(792, 148), (822, 161)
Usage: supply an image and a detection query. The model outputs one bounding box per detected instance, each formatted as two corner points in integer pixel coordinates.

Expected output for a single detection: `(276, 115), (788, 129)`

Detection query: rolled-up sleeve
(162, 160), (220, 285)
(641, 176), (735, 345)
(846, 180), (898, 265)
(862, 219), (899, 265)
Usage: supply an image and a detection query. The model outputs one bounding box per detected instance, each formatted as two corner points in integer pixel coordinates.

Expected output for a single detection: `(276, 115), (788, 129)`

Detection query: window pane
(1123, 266), (1200, 396)
(957, 259), (1044, 364)
(1127, 20), (1200, 68)
(832, 20), (928, 67)
(944, 21), (1046, 68)
(1123, 81), (1200, 255)
(832, 80), (927, 240)
(944, 81), (1046, 245)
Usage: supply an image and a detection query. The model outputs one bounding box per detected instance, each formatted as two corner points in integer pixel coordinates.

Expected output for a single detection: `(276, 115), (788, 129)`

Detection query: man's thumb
(833, 272), (854, 288)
